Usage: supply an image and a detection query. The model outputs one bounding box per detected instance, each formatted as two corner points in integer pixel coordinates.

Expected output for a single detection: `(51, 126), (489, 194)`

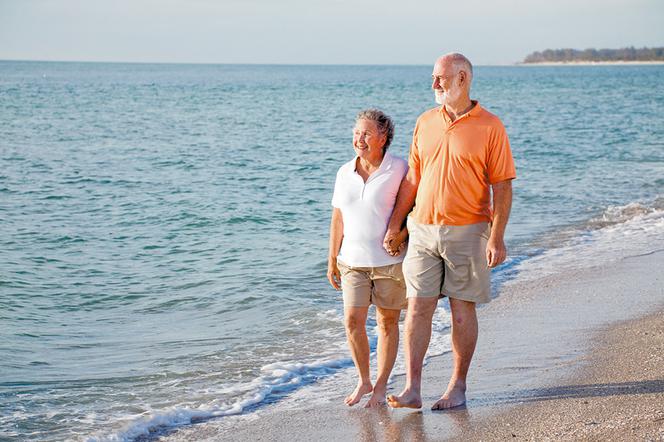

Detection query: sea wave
(509, 196), (664, 282)
(89, 307), (455, 442)
(88, 358), (352, 442)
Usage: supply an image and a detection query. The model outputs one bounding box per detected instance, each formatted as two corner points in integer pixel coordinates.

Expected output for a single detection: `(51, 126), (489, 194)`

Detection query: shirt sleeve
(331, 168), (342, 208)
(408, 118), (422, 181)
(487, 121), (516, 184)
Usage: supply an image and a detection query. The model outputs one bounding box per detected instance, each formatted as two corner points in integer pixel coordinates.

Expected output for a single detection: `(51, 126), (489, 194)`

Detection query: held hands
(327, 258), (341, 290)
(486, 235), (507, 268)
(383, 228), (408, 257)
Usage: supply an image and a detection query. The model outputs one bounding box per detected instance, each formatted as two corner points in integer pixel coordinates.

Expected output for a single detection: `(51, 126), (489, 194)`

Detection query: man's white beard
(435, 87), (461, 105)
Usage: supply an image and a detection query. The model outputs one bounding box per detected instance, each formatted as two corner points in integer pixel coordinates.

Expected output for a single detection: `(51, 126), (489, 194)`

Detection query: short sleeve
(331, 168), (343, 208)
(408, 118), (422, 179)
(487, 121), (516, 184)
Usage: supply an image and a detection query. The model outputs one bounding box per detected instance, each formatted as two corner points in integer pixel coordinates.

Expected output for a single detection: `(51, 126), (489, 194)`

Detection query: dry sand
(158, 250), (664, 441)
(458, 311), (664, 441)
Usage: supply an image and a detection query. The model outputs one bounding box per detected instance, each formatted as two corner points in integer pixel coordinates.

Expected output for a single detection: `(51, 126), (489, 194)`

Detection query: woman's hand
(327, 258), (341, 290)
(386, 228), (408, 256)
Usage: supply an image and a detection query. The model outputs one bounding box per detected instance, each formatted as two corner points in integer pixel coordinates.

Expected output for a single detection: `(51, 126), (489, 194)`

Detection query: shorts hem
(373, 303), (406, 310)
(440, 290), (490, 304)
(343, 301), (405, 310)
(342, 302), (371, 308)
(406, 291), (442, 299)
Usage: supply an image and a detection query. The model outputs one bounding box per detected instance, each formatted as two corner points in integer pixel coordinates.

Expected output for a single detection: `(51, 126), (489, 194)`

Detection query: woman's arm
(387, 225), (409, 256)
(383, 168), (419, 255)
(327, 208), (344, 290)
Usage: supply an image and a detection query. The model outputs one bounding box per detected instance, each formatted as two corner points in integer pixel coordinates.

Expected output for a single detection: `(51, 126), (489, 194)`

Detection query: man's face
(431, 61), (461, 106)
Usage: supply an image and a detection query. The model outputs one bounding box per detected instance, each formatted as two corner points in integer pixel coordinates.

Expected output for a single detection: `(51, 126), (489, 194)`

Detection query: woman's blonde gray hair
(356, 108), (395, 152)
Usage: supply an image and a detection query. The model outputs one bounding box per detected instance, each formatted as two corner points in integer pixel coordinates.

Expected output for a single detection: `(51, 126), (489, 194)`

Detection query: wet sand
(458, 310), (664, 441)
(159, 250), (664, 441)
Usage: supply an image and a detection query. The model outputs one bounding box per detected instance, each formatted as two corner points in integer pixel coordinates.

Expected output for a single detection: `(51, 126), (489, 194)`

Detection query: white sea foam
(87, 355), (353, 442)
(88, 306), (452, 441)
(511, 198), (664, 282)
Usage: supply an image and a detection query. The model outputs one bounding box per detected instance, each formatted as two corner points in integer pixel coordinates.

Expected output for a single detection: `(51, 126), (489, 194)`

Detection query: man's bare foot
(364, 385), (387, 408)
(345, 382), (373, 406)
(386, 388), (422, 409)
(431, 381), (466, 410)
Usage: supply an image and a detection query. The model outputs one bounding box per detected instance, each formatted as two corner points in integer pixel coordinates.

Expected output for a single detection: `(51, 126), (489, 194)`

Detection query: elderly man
(384, 53), (516, 410)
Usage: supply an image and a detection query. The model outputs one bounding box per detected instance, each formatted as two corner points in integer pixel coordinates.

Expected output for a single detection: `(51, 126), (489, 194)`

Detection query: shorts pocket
(378, 263), (404, 281)
(337, 259), (352, 276)
(481, 223), (490, 240)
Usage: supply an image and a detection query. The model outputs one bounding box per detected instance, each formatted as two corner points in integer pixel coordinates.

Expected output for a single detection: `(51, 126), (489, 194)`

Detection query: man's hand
(384, 228), (408, 256)
(383, 228), (402, 256)
(486, 235), (506, 268)
(327, 259), (341, 290)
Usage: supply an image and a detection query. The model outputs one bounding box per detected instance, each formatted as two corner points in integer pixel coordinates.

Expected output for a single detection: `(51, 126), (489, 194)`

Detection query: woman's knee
(376, 308), (400, 334)
(345, 309), (368, 333)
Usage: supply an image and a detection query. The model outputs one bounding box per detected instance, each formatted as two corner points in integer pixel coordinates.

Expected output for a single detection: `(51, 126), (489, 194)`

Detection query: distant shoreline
(519, 60), (664, 66)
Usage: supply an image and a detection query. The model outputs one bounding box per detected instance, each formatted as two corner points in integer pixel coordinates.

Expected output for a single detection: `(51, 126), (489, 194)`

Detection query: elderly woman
(327, 109), (408, 408)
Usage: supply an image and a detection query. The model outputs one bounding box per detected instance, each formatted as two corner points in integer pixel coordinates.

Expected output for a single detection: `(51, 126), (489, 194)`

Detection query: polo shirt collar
(439, 100), (482, 124)
(353, 151), (393, 175)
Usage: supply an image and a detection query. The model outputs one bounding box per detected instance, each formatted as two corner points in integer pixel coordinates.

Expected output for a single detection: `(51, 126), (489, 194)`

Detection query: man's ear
(458, 70), (467, 86)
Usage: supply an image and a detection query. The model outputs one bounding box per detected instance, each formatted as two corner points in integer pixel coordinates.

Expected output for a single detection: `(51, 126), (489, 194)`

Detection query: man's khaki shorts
(337, 260), (407, 310)
(402, 217), (491, 304)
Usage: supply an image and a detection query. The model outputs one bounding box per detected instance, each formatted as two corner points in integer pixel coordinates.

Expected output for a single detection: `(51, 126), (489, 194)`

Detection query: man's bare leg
(387, 297), (438, 408)
(431, 298), (477, 410)
(344, 306), (373, 406)
(365, 307), (401, 408)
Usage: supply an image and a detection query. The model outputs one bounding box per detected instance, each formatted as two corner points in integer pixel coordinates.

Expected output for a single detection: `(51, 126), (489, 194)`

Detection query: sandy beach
(152, 247), (664, 441)
(459, 310), (664, 441)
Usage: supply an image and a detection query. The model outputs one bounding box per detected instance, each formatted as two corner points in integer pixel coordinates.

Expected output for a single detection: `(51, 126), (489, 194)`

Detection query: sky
(0, 0), (663, 65)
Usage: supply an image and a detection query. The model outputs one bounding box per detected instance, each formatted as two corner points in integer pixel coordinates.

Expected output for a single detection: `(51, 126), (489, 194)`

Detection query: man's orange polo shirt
(409, 101), (516, 226)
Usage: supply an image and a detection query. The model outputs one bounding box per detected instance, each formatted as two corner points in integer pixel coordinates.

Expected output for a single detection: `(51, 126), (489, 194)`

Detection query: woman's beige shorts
(403, 217), (491, 304)
(337, 260), (407, 310)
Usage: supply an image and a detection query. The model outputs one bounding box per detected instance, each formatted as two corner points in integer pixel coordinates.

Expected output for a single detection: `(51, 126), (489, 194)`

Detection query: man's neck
(445, 98), (474, 122)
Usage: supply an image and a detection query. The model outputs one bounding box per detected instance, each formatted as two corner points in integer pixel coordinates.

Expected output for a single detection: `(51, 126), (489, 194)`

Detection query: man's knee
(449, 298), (477, 326)
(406, 297), (438, 321)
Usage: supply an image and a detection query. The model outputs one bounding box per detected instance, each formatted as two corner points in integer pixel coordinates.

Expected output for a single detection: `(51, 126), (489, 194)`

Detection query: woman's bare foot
(431, 381), (466, 410)
(364, 384), (387, 408)
(345, 381), (373, 406)
(386, 388), (422, 409)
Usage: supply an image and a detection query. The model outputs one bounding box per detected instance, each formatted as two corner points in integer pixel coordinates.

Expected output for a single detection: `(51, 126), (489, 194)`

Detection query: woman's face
(352, 119), (386, 161)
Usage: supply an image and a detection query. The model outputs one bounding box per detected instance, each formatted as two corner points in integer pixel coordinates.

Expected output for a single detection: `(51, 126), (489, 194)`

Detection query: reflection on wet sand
(349, 405), (472, 442)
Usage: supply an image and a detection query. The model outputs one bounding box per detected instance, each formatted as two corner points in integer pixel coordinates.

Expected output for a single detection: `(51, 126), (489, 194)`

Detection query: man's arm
(486, 179), (513, 268)
(327, 208), (344, 290)
(383, 168), (420, 255)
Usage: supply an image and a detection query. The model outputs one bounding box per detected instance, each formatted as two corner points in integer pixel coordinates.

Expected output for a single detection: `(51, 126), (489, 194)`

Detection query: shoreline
(518, 60), (664, 66)
(459, 310), (664, 440)
(154, 248), (664, 441)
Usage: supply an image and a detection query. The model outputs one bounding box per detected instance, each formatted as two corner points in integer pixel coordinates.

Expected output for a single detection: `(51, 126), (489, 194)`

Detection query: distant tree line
(524, 47), (664, 63)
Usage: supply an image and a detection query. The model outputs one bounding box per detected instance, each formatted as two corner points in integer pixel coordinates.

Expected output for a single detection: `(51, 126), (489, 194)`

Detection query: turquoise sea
(1, 61), (663, 440)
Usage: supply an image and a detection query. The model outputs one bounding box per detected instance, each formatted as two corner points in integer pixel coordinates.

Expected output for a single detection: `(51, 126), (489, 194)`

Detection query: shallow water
(1, 62), (663, 441)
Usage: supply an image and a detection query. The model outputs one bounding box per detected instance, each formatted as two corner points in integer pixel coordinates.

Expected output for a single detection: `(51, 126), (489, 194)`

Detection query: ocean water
(1, 61), (663, 441)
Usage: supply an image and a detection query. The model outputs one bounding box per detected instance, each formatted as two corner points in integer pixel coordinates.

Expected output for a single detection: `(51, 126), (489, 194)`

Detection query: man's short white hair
(441, 52), (473, 84)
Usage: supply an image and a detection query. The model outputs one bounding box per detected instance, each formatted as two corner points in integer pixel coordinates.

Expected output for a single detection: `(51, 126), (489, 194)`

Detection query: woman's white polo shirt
(331, 152), (408, 267)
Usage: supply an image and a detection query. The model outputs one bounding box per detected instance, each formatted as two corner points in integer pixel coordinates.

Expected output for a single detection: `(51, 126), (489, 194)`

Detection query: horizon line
(0, 57), (521, 67)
